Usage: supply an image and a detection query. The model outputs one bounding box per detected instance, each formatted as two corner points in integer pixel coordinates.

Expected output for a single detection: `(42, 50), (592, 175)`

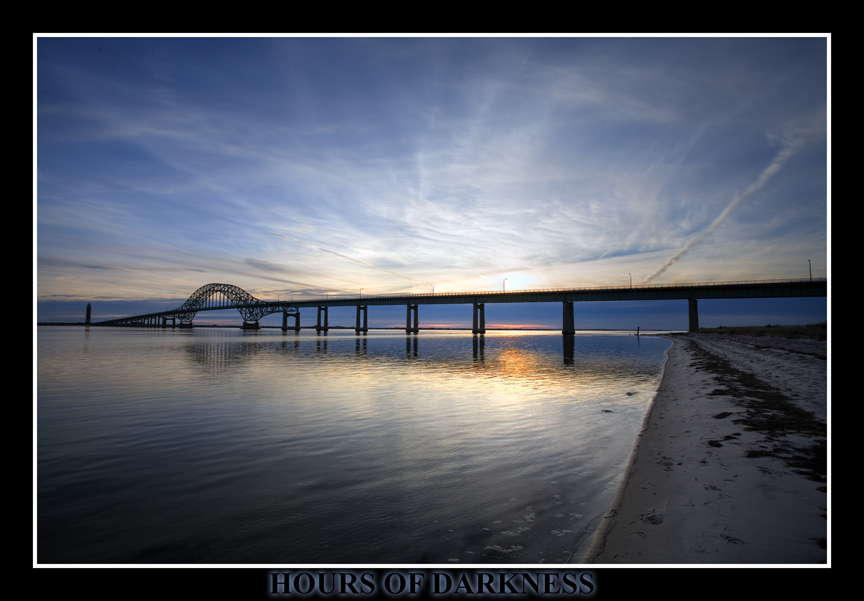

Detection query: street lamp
(431, 285), (434, 294)
(503, 278), (508, 292)
(360, 288), (364, 298)
(629, 273), (631, 288)
(808, 260), (812, 282)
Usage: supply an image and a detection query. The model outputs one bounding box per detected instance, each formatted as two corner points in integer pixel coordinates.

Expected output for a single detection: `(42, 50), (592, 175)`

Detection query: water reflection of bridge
(94, 279), (827, 334)
(182, 330), (661, 377)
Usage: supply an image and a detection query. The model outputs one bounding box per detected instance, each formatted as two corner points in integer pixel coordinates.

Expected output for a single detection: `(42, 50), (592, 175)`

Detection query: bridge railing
(284, 277), (827, 304)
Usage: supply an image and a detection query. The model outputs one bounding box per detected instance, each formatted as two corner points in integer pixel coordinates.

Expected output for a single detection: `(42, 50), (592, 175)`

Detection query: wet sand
(580, 333), (828, 564)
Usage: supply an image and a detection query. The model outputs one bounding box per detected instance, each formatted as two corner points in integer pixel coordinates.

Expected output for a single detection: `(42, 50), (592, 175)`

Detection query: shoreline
(579, 332), (827, 564)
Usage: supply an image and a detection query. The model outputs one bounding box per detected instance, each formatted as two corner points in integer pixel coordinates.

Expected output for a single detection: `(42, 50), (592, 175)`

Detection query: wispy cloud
(643, 115), (821, 283)
(274, 234), (418, 282)
(37, 37), (828, 305)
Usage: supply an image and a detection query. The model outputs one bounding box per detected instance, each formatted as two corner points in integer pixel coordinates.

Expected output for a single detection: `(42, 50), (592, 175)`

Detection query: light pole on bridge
(808, 260), (812, 282)
(503, 278), (507, 292)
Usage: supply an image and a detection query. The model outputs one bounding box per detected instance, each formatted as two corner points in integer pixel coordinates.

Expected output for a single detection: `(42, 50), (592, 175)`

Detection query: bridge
(93, 278), (827, 334)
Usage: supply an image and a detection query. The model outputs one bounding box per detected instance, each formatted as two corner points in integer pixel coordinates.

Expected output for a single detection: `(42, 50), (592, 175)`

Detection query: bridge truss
(95, 283), (296, 327)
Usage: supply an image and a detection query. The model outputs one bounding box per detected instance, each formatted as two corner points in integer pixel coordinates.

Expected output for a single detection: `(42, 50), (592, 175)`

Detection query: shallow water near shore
(37, 326), (671, 564)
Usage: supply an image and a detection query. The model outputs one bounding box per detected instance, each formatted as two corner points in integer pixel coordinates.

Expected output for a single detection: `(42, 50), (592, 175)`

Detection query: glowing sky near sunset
(36, 35), (828, 324)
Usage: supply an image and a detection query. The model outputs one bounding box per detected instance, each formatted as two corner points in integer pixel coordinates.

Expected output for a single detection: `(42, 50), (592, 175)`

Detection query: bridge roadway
(94, 278), (827, 334)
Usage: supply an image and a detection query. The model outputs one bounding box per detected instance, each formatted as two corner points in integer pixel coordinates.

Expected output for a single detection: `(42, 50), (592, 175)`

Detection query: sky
(35, 35), (829, 328)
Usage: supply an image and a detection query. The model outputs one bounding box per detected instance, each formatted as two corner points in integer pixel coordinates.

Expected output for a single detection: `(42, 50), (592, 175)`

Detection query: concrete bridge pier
(562, 301), (575, 335)
(406, 304), (419, 334)
(472, 303), (486, 334)
(242, 321), (260, 329)
(316, 306), (329, 333)
(688, 298), (699, 332)
(356, 305), (368, 334)
(282, 310), (300, 332)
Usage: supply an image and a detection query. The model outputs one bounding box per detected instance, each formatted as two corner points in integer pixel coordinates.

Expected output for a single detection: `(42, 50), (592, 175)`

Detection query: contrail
(643, 136), (804, 283)
(274, 234), (419, 282)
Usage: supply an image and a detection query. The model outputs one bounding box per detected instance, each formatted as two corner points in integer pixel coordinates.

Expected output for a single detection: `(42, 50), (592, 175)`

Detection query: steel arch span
(173, 283), (292, 324)
(96, 283), (295, 327)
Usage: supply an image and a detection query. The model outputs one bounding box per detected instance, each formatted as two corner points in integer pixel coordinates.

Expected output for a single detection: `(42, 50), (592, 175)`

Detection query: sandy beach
(581, 332), (828, 564)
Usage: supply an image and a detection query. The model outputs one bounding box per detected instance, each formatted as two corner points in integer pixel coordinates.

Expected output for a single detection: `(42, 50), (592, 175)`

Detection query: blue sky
(36, 35), (829, 327)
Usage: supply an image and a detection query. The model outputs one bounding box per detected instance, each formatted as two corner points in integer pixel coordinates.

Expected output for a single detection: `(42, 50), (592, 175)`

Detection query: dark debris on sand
(686, 339), (826, 483)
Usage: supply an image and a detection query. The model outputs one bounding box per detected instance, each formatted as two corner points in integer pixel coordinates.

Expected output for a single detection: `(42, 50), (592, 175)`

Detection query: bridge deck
(275, 279), (826, 308)
(93, 278), (826, 327)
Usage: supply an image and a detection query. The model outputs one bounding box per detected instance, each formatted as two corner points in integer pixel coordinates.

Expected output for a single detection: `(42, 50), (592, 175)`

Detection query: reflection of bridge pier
(472, 303), (485, 335)
(472, 333), (485, 360)
(355, 337), (367, 354)
(242, 320), (260, 329)
(563, 334), (574, 365)
(282, 310), (300, 332)
(406, 335), (417, 356)
(316, 306), (329, 334)
(406, 304), (419, 334)
(355, 305), (368, 334)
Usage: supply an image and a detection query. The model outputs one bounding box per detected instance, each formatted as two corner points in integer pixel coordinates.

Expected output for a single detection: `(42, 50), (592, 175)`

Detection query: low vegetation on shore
(699, 322), (826, 341)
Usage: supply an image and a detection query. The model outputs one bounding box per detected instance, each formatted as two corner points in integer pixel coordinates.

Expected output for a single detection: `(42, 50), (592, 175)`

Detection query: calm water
(37, 326), (671, 564)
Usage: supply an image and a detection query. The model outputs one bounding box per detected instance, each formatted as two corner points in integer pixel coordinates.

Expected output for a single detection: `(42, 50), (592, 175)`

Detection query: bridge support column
(472, 303), (486, 334)
(355, 305), (368, 334)
(316, 306), (329, 333)
(283, 310), (300, 331)
(242, 321), (260, 329)
(562, 301), (575, 335)
(406, 304), (419, 334)
(688, 298), (699, 332)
